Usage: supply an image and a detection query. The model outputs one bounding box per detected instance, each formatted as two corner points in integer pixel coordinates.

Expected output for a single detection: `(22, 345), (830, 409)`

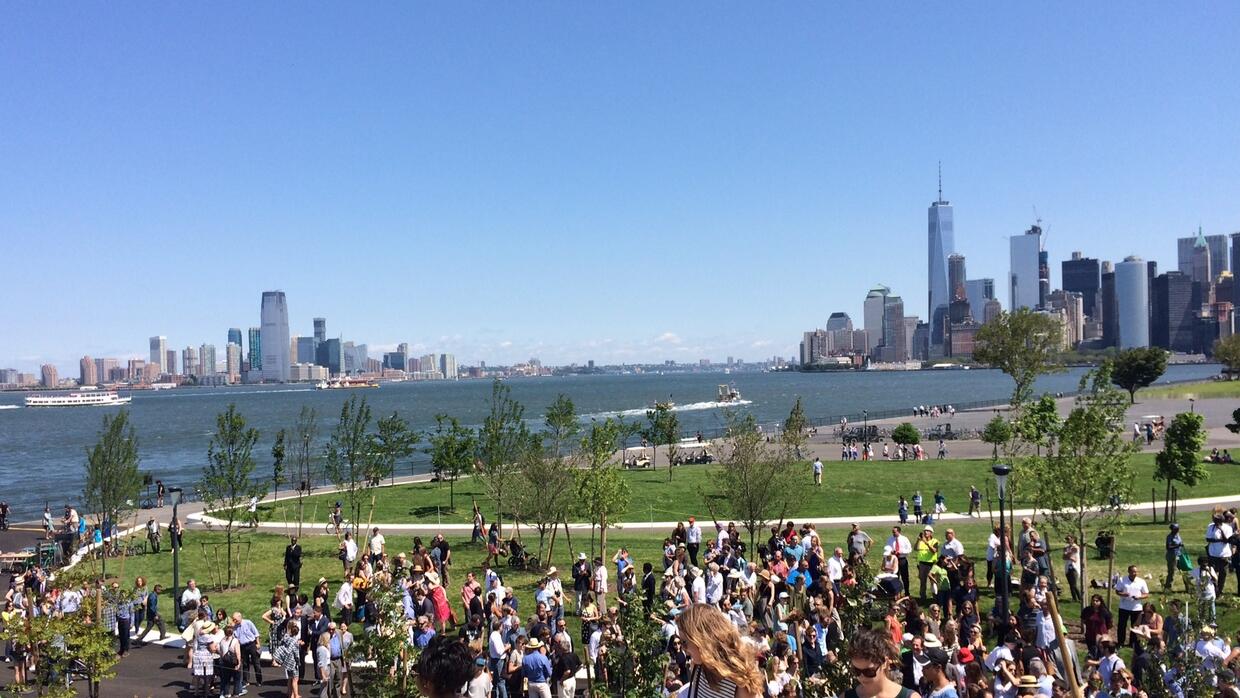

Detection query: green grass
(250, 454), (1240, 525)
(1141, 379), (1240, 399)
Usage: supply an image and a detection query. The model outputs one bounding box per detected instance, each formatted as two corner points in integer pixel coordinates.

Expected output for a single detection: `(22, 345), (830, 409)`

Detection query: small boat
(716, 384), (742, 404)
(315, 378), (380, 390)
(25, 391), (132, 407)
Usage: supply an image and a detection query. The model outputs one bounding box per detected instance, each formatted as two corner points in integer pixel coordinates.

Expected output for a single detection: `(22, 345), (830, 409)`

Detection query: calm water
(0, 364), (1217, 517)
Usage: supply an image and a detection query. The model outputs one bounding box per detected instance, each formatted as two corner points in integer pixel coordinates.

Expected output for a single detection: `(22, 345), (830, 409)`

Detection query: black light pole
(169, 487), (183, 619)
(992, 464), (1011, 627)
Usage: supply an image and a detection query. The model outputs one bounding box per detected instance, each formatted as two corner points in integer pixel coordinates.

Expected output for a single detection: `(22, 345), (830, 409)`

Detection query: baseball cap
(925, 647), (950, 667)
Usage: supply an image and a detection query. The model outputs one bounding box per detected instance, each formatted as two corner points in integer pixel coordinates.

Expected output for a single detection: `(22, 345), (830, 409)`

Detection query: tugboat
(716, 384), (742, 404)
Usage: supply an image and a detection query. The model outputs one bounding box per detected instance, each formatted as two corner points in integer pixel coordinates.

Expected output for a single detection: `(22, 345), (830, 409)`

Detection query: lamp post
(863, 410), (869, 457)
(1190, 398), (1196, 414)
(992, 463), (1011, 626)
(169, 487), (183, 618)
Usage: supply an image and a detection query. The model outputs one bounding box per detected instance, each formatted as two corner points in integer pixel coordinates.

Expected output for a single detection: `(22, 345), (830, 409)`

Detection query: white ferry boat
(25, 391), (133, 408)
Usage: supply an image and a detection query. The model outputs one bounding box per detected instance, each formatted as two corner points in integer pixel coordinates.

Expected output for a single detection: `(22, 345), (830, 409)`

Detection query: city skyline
(3, 5), (1239, 371)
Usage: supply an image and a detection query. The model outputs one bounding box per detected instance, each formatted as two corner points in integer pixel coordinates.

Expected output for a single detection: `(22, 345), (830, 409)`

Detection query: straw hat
(526, 638), (544, 650)
(1016, 675), (1039, 690)
(546, 566), (558, 576)
(425, 571), (441, 586)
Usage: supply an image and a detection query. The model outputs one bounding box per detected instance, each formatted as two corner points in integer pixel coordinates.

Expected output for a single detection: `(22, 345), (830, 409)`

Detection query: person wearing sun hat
(522, 636), (553, 698)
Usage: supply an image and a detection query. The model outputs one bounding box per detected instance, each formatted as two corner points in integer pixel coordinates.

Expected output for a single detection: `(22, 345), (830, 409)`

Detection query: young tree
(324, 395), (374, 537)
(708, 412), (805, 553)
(198, 404), (267, 588)
(1028, 366), (1137, 612)
(974, 308), (1065, 405)
(643, 402), (681, 481)
(982, 415), (1013, 461)
(891, 422), (920, 447)
(544, 394), (580, 459)
(1214, 334), (1240, 377)
(513, 440), (576, 564)
(1014, 394), (1062, 456)
(782, 396), (809, 459)
(367, 412), (420, 487)
(271, 429), (287, 502)
(577, 418), (633, 563)
(289, 406), (319, 537)
(82, 410), (143, 571)
(1110, 347), (1169, 403)
(427, 414), (477, 510)
(477, 379), (532, 535)
(1155, 411), (1208, 519)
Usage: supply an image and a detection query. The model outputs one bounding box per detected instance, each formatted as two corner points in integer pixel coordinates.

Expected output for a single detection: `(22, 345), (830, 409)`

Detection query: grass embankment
(110, 509), (1240, 654)
(251, 454), (1240, 525)
(1141, 379), (1240, 399)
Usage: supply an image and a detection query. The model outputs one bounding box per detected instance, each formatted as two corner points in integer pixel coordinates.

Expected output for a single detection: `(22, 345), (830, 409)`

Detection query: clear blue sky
(3, 3), (1239, 372)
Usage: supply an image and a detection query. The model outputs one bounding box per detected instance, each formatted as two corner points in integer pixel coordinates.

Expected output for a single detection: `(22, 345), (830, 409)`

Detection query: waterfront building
(440, 353), (458, 380)
(863, 285), (890, 354)
(383, 351), (407, 371)
(296, 336), (317, 364)
(1150, 271), (1199, 353)
(199, 344), (217, 376)
(1039, 249), (1050, 310)
(126, 359), (145, 382)
(1191, 228), (1213, 288)
(1116, 256), (1150, 348)
(182, 347), (199, 377)
(317, 338), (342, 376)
(40, 363), (59, 388)
(228, 327), (242, 348)
(79, 356), (96, 386)
(148, 336), (167, 374)
(1231, 233), (1240, 311)
(909, 319), (927, 362)
(982, 298), (1002, 325)
(826, 312), (852, 332)
(800, 330), (828, 366)
(1046, 290), (1085, 349)
(1009, 225), (1042, 311)
(313, 317), (326, 343)
(964, 279), (996, 322)
(927, 185), (955, 349)
(1100, 262), (1118, 347)
(1178, 231), (1228, 280)
(948, 254), (967, 302)
(289, 362), (330, 381)
(948, 321), (980, 358)
(247, 327), (261, 372)
(1062, 252), (1102, 319)
(95, 358), (119, 383)
(260, 290), (290, 382)
(879, 295), (906, 362)
(165, 350), (177, 376)
(226, 342), (242, 381)
(421, 353), (439, 376)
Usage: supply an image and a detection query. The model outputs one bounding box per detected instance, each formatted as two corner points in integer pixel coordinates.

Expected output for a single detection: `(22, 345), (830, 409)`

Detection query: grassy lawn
(101, 509), (1240, 662)
(1141, 379), (1240, 399)
(250, 454), (1240, 525)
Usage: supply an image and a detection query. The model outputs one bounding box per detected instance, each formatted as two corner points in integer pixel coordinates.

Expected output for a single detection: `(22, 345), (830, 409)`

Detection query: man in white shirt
(592, 557), (608, 609)
(690, 568), (706, 604)
(886, 526), (913, 594)
(986, 526), (1001, 587)
(705, 564), (724, 606)
(544, 567), (565, 621)
(334, 575), (355, 624)
(826, 548), (846, 592)
(941, 529), (965, 559)
(181, 579), (202, 610)
(685, 517), (703, 567)
(368, 527), (386, 565)
(812, 458), (823, 486)
(1114, 564), (1149, 647)
(1207, 514), (1234, 592)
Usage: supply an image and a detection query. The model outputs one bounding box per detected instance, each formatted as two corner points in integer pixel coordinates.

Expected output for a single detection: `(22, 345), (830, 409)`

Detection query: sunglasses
(850, 663), (881, 678)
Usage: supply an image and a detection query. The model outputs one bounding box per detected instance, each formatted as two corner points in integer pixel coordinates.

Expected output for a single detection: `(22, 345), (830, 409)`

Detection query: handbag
(1177, 551), (1194, 572)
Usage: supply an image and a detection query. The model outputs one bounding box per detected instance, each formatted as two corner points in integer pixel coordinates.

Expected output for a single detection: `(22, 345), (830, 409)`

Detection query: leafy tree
(1110, 347), (1168, 403)
(543, 394), (580, 458)
(707, 412), (805, 553)
(349, 577), (419, 697)
(271, 428), (286, 501)
(974, 307), (1065, 405)
(578, 418), (633, 563)
(197, 404), (266, 588)
(289, 406), (319, 537)
(1027, 366), (1137, 612)
(1214, 334), (1240, 377)
(1155, 411), (1208, 520)
(782, 396), (809, 459)
(324, 395), (374, 537)
(643, 402), (680, 481)
(1228, 408), (1240, 435)
(514, 440), (576, 564)
(602, 599), (669, 698)
(1014, 394), (1061, 456)
(82, 409), (142, 574)
(477, 379), (533, 535)
(891, 422), (920, 446)
(427, 414), (477, 510)
(367, 412), (420, 486)
(982, 415), (1013, 460)
(2, 605), (120, 698)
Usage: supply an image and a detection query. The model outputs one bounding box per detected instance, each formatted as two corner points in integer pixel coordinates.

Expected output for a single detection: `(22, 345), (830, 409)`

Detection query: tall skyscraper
(1151, 272), (1198, 353)
(1178, 231), (1228, 280)
(79, 356), (97, 386)
(947, 254), (967, 302)
(260, 291), (290, 382)
(149, 336), (167, 374)
(199, 344), (217, 376)
(165, 350), (177, 376)
(1116, 256), (1150, 348)
(226, 342), (242, 380)
(1009, 225), (1042, 311)
(247, 327), (262, 371)
(317, 338), (343, 375)
(227, 328), (242, 348)
(296, 336), (317, 364)
(927, 176), (955, 348)
(1062, 252), (1102, 319)
(964, 279), (996, 321)
(440, 353), (458, 380)
(881, 295), (907, 362)
(1038, 249), (1050, 309)
(313, 318), (327, 344)
(863, 285), (890, 354)
(182, 346), (199, 376)
(1100, 262), (1118, 347)
(1231, 232), (1240, 310)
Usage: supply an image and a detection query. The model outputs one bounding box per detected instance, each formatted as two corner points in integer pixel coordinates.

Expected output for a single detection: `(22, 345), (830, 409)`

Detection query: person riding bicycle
(332, 501), (344, 533)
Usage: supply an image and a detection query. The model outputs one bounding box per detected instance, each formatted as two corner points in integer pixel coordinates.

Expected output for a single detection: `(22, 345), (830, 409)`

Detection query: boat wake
(0, 405), (20, 410)
(586, 399), (753, 419)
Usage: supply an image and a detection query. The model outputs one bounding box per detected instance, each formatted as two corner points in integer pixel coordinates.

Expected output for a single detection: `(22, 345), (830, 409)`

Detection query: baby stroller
(507, 538), (529, 570)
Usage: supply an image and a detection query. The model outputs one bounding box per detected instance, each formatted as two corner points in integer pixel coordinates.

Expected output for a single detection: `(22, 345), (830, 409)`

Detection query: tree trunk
(599, 515), (608, 569)
(1165, 480), (1172, 523)
(546, 521), (559, 567)
(227, 526), (234, 588)
(449, 479), (455, 511)
(1078, 524), (1088, 615)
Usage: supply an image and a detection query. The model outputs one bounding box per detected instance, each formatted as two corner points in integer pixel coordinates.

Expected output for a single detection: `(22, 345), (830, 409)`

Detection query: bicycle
(325, 517), (349, 535)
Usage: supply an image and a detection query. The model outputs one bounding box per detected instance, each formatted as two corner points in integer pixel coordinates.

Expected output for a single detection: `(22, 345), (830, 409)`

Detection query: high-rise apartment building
(199, 344), (217, 376)
(247, 327), (262, 371)
(1150, 272), (1199, 353)
(228, 328), (243, 348)
(1009, 225), (1042, 311)
(79, 356), (96, 386)
(313, 318), (326, 344)
(149, 336), (167, 374)
(383, 351), (407, 371)
(1046, 290), (1085, 349)
(226, 342), (242, 380)
(826, 313), (852, 332)
(440, 353), (458, 380)
(260, 291), (290, 382)
(296, 336), (317, 364)
(863, 285), (890, 354)
(165, 350), (177, 376)
(1100, 262), (1118, 347)
(1178, 231), (1228, 280)
(126, 359), (146, 382)
(1038, 249), (1050, 309)
(880, 295), (906, 362)
(947, 254), (967, 302)
(1116, 256), (1150, 348)
(927, 187), (955, 348)
(1062, 252), (1101, 319)
(182, 346), (199, 376)
(317, 338), (343, 376)
(95, 358), (119, 383)
(40, 364), (58, 388)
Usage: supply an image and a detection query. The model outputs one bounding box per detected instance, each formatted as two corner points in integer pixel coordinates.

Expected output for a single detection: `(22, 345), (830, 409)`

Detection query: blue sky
(3, 3), (1239, 371)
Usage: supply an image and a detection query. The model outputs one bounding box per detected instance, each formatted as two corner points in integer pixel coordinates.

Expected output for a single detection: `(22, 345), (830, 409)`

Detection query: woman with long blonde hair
(676, 603), (762, 698)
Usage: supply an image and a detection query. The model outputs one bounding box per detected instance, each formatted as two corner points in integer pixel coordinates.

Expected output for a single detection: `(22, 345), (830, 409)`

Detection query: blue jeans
(490, 658), (508, 698)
